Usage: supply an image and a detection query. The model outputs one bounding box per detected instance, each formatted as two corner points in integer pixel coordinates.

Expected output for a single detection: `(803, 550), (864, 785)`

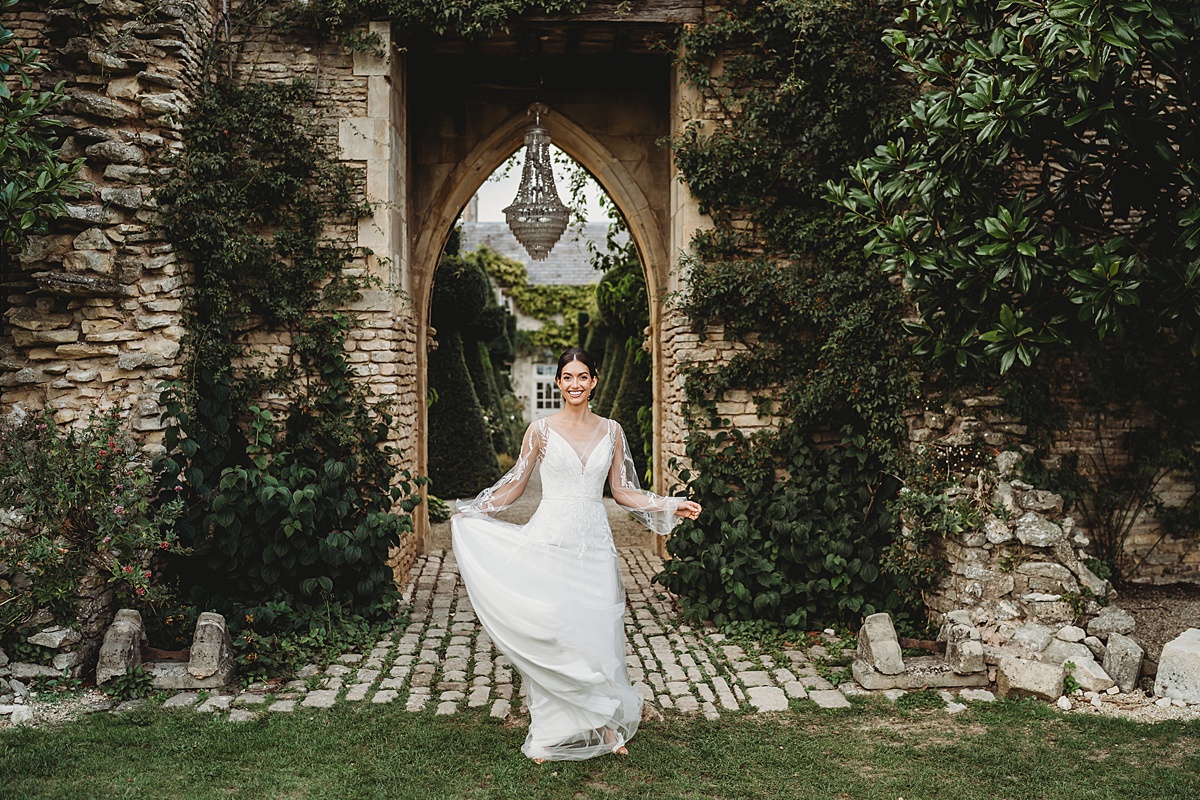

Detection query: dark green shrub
(608, 340), (652, 479)
(427, 328), (501, 498)
(157, 80), (421, 639)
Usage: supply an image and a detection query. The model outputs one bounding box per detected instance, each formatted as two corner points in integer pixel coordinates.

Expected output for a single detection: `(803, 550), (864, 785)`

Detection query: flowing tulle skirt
(451, 497), (642, 761)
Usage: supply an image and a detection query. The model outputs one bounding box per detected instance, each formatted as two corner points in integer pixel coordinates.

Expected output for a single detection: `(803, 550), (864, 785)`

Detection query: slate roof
(460, 221), (626, 286)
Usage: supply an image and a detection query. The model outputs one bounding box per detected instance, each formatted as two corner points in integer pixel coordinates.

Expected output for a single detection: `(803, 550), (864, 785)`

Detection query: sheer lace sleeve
(608, 420), (686, 536)
(456, 421), (545, 517)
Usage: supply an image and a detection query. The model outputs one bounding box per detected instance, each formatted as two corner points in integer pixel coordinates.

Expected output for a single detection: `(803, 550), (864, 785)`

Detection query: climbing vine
(470, 244), (593, 351)
(156, 65), (420, 639)
(658, 0), (922, 629)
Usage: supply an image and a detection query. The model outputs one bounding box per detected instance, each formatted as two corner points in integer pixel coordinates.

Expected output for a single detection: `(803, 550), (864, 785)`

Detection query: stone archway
(400, 22), (694, 551)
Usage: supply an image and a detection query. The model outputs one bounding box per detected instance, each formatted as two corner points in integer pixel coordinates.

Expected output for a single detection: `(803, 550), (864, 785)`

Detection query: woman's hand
(674, 500), (702, 521)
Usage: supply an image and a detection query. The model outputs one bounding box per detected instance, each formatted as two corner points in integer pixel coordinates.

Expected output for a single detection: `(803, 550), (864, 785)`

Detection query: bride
(451, 346), (702, 762)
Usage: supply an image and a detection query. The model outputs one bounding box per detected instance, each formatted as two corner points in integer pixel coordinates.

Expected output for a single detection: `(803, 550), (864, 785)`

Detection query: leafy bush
(659, 0), (917, 628)
(831, 0), (1200, 372)
(157, 79), (421, 638)
(102, 665), (153, 702)
(0, 410), (183, 634)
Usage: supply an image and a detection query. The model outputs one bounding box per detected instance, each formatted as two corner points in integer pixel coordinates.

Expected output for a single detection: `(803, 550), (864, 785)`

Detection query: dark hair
(555, 347), (598, 401)
(555, 347), (597, 380)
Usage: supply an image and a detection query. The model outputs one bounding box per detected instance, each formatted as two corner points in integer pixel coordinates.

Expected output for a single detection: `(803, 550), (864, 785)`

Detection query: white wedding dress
(451, 415), (684, 761)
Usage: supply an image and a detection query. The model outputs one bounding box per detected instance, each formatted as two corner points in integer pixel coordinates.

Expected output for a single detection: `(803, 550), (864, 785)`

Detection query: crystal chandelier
(503, 104), (570, 261)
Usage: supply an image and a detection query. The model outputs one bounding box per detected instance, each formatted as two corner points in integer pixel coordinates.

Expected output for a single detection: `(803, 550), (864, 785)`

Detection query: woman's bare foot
(601, 726), (628, 756)
(532, 757), (547, 764)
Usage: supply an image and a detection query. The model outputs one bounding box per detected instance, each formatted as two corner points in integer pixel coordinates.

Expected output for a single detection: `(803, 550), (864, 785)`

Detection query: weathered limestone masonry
(907, 393), (1113, 623)
(1, 0), (213, 442)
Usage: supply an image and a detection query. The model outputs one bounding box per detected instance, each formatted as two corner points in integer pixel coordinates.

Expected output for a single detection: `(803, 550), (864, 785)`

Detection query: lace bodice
(457, 416), (685, 535)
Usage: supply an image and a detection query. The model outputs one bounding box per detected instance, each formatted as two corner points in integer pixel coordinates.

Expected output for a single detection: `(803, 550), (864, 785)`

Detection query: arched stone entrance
(362, 17), (709, 552)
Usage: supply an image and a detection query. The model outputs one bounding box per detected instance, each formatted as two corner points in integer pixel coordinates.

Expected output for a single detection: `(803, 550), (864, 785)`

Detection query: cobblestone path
(142, 547), (853, 723)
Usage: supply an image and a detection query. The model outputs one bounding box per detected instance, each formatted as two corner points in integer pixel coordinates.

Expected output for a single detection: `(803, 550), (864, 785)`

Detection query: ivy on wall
(658, 0), (922, 630)
(470, 244), (593, 352)
(157, 78), (420, 634)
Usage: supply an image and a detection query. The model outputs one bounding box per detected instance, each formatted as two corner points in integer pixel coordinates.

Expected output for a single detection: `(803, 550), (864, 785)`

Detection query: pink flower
(123, 565), (133, 574)
(102, 536), (112, 544)
(136, 587), (146, 596)
(143, 571), (152, 579)
(159, 541), (170, 550)
(114, 506), (125, 515)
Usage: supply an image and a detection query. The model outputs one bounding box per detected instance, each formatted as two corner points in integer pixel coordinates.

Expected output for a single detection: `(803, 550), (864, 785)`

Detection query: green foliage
(157, 79), (420, 636)
(426, 495), (452, 523)
(0, 411), (183, 634)
(101, 665), (153, 702)
(471, 245), (593, 351)
(832, 0), (1200, 372)
(231, 606), (389, 683)
(1062, 661), (1082, 696)
(275, 0), (588, 43)
(662, 430), (902, 629)
(882, 444), (985, 610)
(0, 0), (85, 248)
(659, 0), (916, 628)
(426, 328), (502, 498)
(0, 628), (54, 666)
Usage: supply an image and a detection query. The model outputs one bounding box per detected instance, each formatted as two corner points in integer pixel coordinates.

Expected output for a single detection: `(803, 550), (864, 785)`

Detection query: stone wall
(1, 0), (213, 443)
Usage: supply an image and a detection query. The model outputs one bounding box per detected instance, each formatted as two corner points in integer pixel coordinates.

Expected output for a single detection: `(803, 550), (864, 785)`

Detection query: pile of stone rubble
(854, 608), (1200, 712)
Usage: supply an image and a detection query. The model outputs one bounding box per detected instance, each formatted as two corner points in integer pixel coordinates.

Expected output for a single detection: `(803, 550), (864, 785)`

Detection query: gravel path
(1120, 582), (1200, 660)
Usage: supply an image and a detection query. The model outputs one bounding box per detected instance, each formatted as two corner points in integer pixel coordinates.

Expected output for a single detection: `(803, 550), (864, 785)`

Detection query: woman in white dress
(451, 347), (702, 762)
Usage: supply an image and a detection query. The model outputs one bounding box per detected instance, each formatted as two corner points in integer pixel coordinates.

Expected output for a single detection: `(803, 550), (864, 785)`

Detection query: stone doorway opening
(405, 17), (691, 552)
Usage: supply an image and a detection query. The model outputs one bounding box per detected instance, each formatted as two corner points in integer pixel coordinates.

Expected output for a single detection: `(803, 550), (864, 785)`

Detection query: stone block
(1018, 489), (1063, 516)
(1014, 512), (1064, 548)
(1083, 636), (1106, 659)
(746, 686), (788, 712)
(1012, 622), (1054, 653)
(1102, 633), (1143, 694)
(852, 656), (989, 691)
(11, 662), (61, 679)
(27, 626), (81, 649)
(7, 308), (73, 331)
(146, 661), (230, 691)
(997, 656), (1063, 701)
(101, 187), (143, 210)
(63, 250), (115, 275)
(73, 227), (113, 251)
(947, 636), (986, 675)
(12, 329), (79, 347)
(85, 141), (147, 165)
(1070, 657), (1115, 693)
(96, 609), (146, 685)
(1087, 606), (1136, 639)
(856, 612), (904, 675)
(68, 90), (139, 120)
(188, 612), (234, 681)
(985, 517), (1013, 544)
(808, 690), (851, 709)
(1055, 625), (1086, 643)
(1154, 628), (1200, 704)
(1040, 639), (1094, 666)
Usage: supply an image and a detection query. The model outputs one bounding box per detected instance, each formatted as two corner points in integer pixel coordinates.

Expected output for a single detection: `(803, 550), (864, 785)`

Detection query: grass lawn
(1, 693), (1197, 800)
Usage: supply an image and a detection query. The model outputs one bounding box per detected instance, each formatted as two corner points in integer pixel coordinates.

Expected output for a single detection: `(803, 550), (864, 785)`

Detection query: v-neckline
(545, 419), (609, 469)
